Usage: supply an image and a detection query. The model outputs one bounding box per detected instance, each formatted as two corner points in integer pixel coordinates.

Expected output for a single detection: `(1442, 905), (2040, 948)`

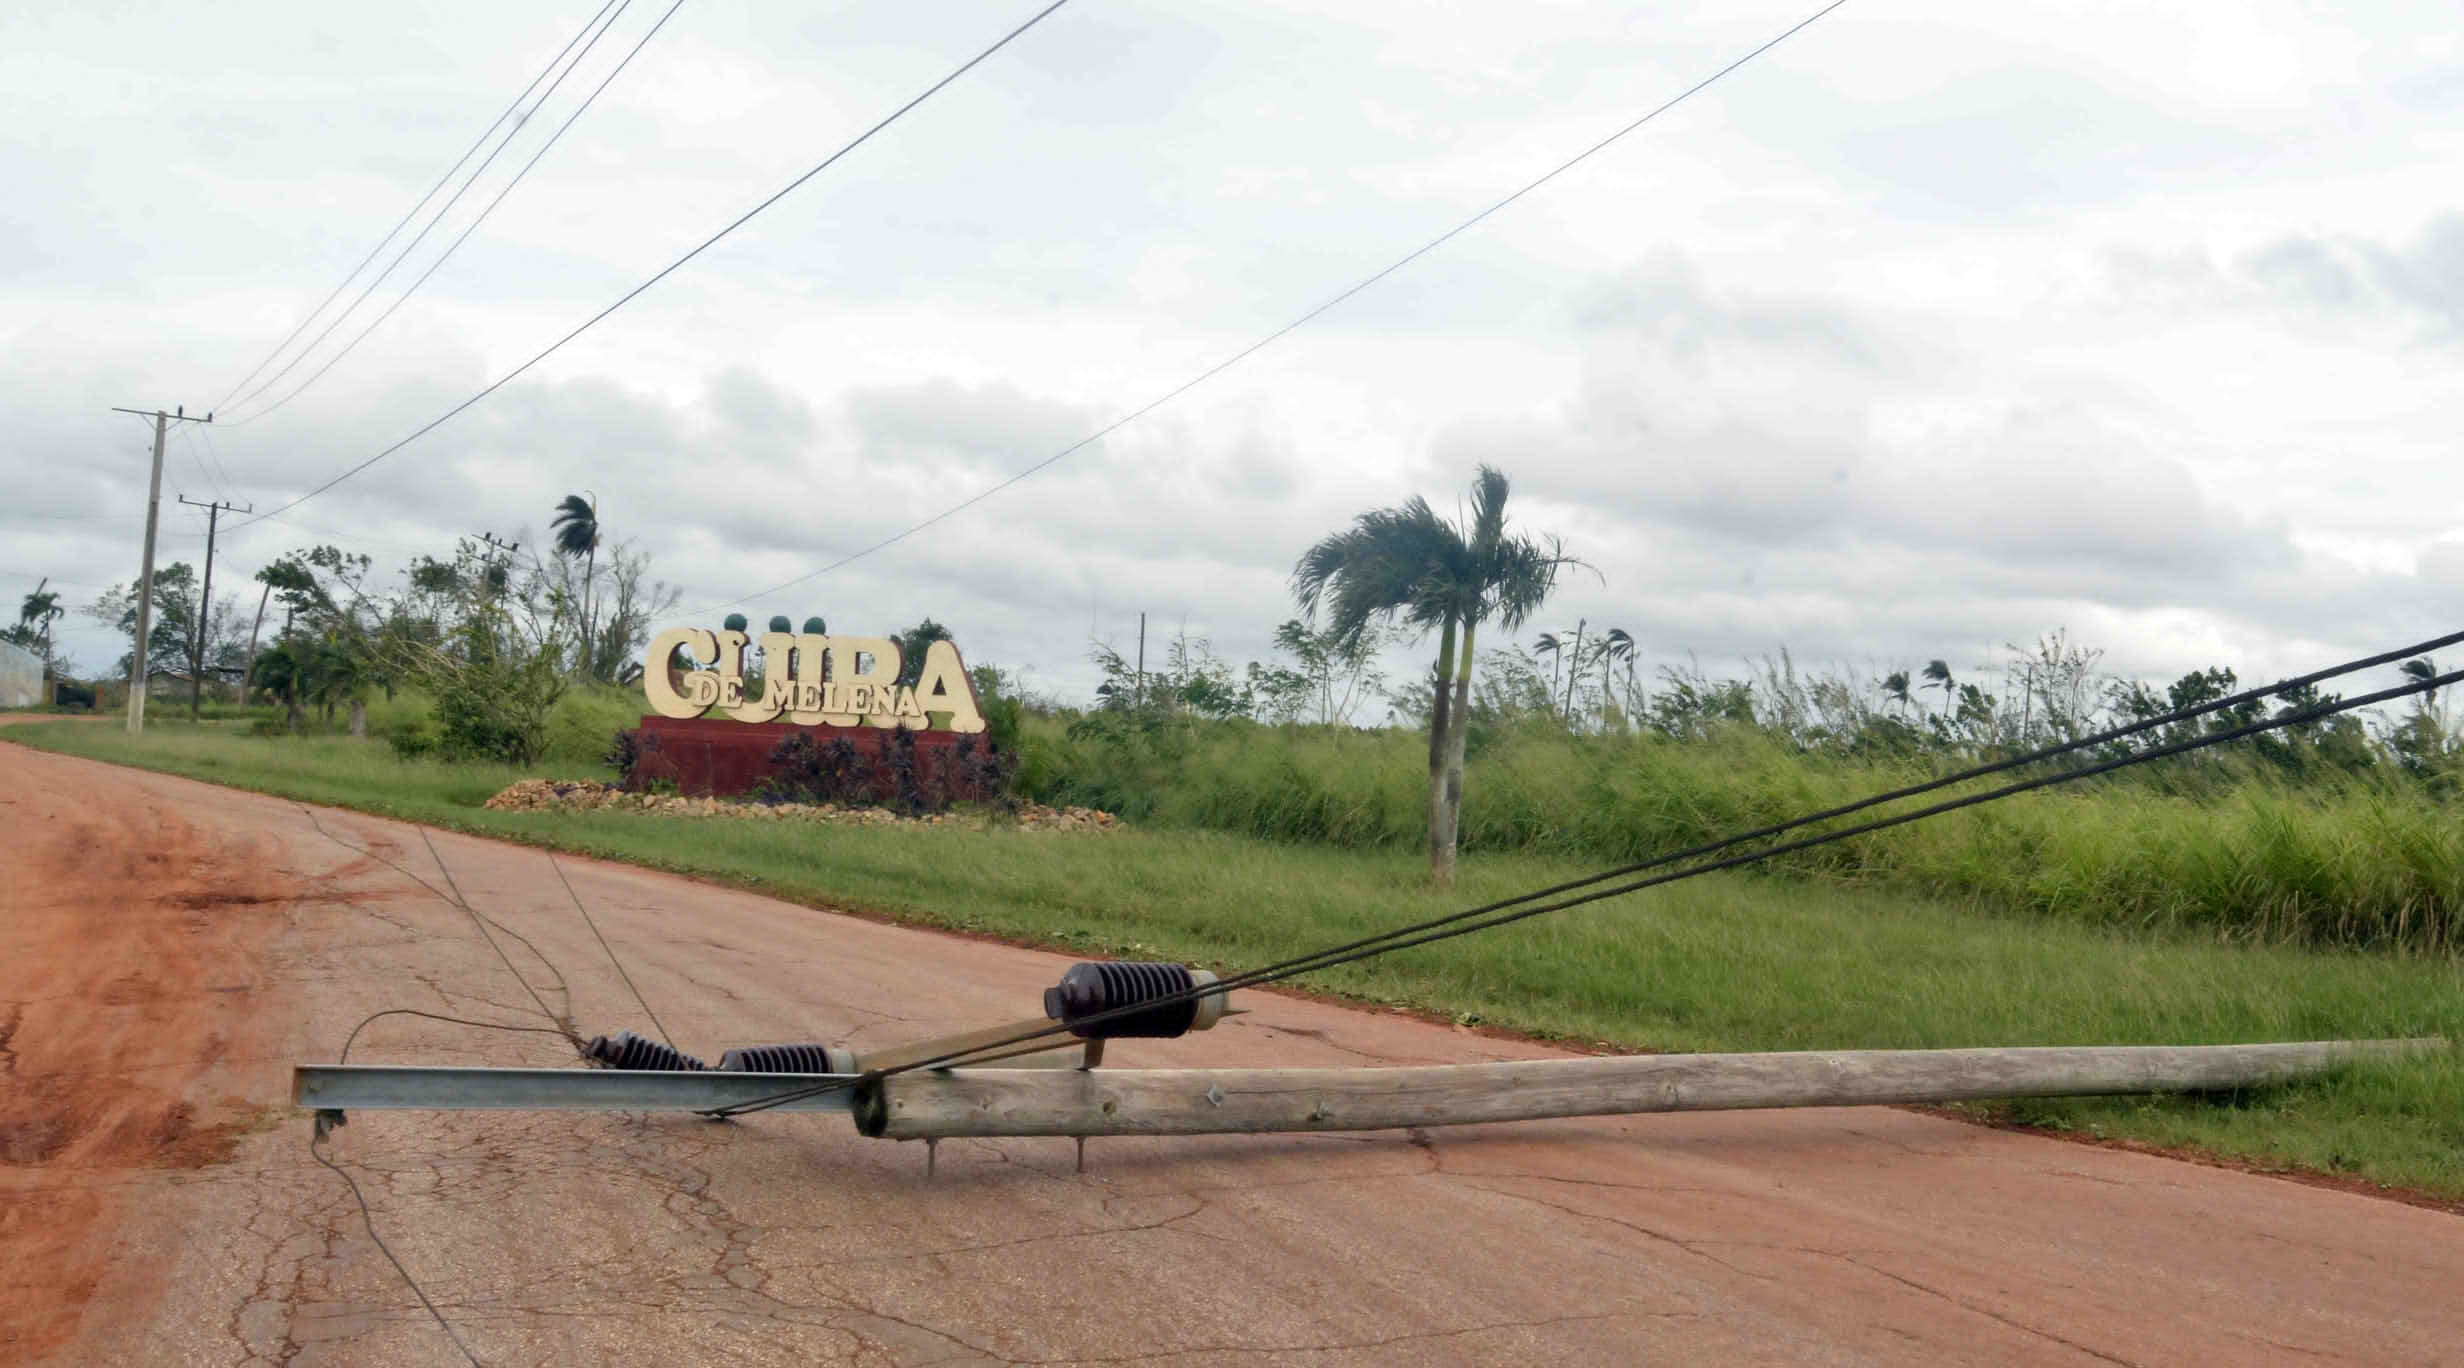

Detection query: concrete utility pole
(110, 406), (212, 733)
(177, 495), (252, 721)
(477, 532), (520, 583)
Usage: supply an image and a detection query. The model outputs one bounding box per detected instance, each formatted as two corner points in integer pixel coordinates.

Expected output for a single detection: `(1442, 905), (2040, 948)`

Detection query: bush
(541, 685), (643, 768)
(757, 730), (1016, 814)
(388, 719), (440, 760)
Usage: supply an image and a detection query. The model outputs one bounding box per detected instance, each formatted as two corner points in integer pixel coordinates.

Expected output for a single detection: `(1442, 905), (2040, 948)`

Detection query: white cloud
(7, 0), (2463, 700)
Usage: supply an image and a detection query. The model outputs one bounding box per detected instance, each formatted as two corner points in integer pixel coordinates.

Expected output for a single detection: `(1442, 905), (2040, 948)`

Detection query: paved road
(4, 734), (2459, 1365)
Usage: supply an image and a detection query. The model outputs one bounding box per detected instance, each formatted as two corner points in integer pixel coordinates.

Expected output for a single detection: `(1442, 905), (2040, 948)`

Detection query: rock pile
(482, 779), (1118, 833)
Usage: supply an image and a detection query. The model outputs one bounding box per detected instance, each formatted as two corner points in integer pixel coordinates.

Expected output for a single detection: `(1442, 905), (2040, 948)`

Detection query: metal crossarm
(295, 1066), (860, 1114)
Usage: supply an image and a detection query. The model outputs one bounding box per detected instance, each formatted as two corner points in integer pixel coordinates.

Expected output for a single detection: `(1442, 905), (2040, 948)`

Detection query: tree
(17, 580), (62, 667)
(581, 542), (678, 683)
(2392, 656), (2450, 773)
(894, 618), (953, 688)
(550, 493), (600, 676)
(1880, 669), (1914, 716)
(1920, 658), (1956, 717)
(1267, 618), (1389, 726)
(1292, 464), (1579, 886)
(385, 539), (571, 764)
(1560, 618), (1587, 723)
(86, 564), (205, 679)
(1598, 628), (1635, 728)
(1534, 632), (1563, 702)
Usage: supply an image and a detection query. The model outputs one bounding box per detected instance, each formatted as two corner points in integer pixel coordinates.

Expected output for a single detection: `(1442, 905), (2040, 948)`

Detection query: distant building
(0, 640), (40, 708)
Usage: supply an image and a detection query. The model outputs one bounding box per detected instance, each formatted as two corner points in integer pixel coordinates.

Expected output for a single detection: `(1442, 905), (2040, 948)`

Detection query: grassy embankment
(1017, 719), (2464, 953)
(8, 715), (2460, 1200)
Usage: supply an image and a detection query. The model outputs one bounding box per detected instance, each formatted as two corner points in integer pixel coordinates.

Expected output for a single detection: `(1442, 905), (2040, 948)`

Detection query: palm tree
(2400, 656), (2438, 699)
(1599, 628), (1634, 728)
(2401, 656), (2446, 739)
(1534, 632), (1564, 701)
(17, 580), (61, 664)
(1293, 464), (1579, 886)
(1921, 658), (1956, 717)
(550, 493), (600, 677)
(1881, 669), (1913, 715)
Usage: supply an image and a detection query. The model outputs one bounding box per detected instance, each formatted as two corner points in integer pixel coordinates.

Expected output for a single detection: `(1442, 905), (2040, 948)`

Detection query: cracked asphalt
(5, 735), (2461, 1365)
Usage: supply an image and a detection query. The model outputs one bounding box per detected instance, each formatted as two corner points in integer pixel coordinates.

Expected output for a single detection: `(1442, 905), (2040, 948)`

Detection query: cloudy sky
(4, 0), (2459, 707)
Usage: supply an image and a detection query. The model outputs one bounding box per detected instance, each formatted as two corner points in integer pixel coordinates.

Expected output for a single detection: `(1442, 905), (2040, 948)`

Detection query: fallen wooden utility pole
(853, 1039), (2443, 1140)
(292, 955), (2444, 1158)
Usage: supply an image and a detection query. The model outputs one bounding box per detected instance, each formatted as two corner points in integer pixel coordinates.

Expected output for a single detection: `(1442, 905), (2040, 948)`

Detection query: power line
(219, 0), (636, 419)
(176, 425), (229, 504)
(212, 0), (628, 415)
(552, 855), (678, 1051)
(709, 640), (2459, 1117)
(683, 0), (1852, 616)
(0, 568), (105, 589)
(308, 1133), (483, 1367)
(232, 0), (1073, 531)
(0, 509), (143, 524)
(193, 423), (242, 503)
(222, 0), (685, 428)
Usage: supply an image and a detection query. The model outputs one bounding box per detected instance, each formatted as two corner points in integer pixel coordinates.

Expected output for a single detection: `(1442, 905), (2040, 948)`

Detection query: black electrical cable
(683, 0), (1853, 615)
(234, 0), (1071, 530)
(550, 854), (678, 1051)
(223, 0), (688, 428)
(708, 656), (2463, 1117)
(308, 1132), (485, 1366)
(296, 803), (582, 1050)
(220, 0), (637, 419)
(214, 0), (625, 416)
(317, 1000), (591, 1367)
(417, 828), (580, 1043)
(338, 1008), (580, 1065)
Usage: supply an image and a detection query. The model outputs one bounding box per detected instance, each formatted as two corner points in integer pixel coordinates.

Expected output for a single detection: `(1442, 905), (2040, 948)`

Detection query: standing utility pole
(1135, 612), (1146, 708)
(1562, 618), (1586, 725)
(477, 532), (520, 584)
(110, 406), (212, 733)
(178, 495), (252, 721)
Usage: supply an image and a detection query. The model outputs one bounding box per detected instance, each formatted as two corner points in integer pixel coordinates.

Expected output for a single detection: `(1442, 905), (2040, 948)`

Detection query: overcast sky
(4, 0), (2459, 707)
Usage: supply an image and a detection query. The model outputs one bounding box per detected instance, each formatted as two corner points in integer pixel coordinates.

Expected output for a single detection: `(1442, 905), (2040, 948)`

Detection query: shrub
(388, 719), (440, 760)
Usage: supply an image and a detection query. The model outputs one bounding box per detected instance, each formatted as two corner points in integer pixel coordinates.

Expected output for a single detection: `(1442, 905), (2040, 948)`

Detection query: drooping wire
(232, 0), (1072, 531)
(222, 0), (688, 429)
(551, 854), (678, 1051)
(682, 0), (1854, 615)
(417, 827), (581, 1042)
(296, 803), (582, 1049)
(216, 0), (633, 419)
(214, 0), (622, 415)
(307, 1132), (484, 1367)
(339, 1008), (579, 1065)
(709, 652), (2463, 1117)
(315, 1003), (587, 1367)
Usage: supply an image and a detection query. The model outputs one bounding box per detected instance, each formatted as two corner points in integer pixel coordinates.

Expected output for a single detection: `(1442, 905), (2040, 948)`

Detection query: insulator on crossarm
(1041, 962), (1228, 1039)
(583, 1030), (708, 1071)
(718, 1043), (856, 1074)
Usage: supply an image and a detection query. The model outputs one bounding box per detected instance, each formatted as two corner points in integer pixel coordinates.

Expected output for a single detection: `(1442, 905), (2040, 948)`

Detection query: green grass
(10, 719), (2461, 1200)
(1019, 719), (2464, 953)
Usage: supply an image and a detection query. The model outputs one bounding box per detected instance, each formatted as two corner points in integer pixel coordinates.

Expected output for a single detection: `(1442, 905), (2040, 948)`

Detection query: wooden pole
(856, 1039), (2443, 1140)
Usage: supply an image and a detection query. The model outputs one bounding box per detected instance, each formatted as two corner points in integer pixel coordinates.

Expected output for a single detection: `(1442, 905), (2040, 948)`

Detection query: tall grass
(1018, 720), (2464, 953)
